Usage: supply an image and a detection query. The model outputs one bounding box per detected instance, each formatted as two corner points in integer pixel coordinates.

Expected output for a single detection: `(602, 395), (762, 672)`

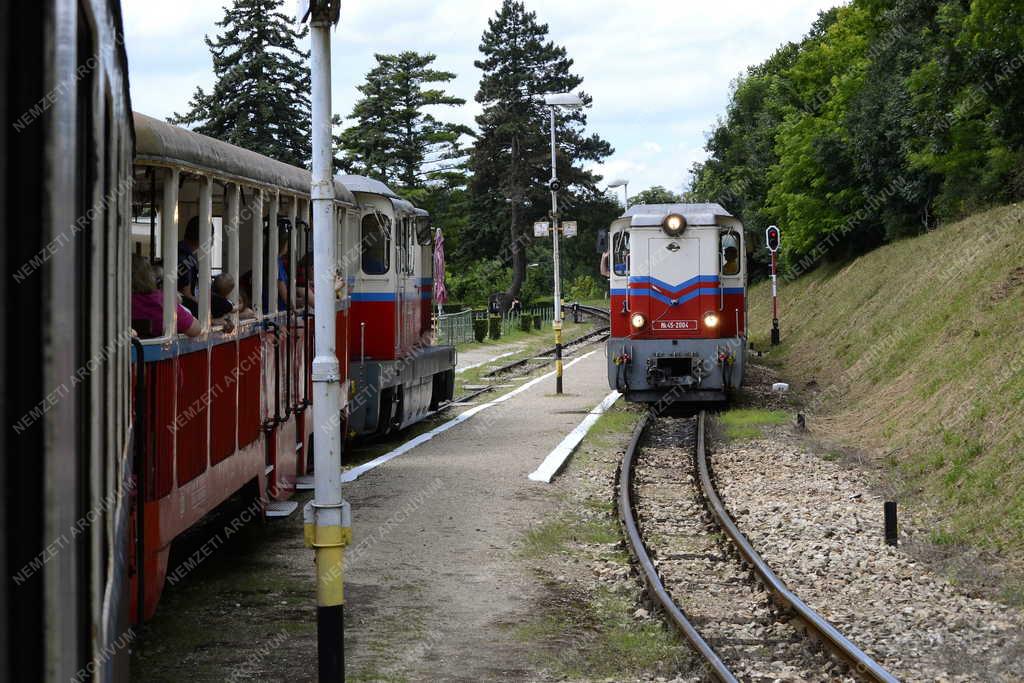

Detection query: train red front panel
(610, 279), (745, 340)
(350, 299), (396, 360)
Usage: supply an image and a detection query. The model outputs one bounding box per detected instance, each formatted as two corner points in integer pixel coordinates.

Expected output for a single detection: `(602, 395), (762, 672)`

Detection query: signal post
(766, 225), (781, 345)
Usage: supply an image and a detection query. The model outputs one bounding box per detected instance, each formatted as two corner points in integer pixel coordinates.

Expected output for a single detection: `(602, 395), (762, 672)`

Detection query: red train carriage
(606, 203), (748, 403)
(128, 113), (357, 620)
(339, 175), (455, 436)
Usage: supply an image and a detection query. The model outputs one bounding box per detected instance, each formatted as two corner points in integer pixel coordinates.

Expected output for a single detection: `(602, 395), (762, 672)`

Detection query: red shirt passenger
(131, 254), (201, 338)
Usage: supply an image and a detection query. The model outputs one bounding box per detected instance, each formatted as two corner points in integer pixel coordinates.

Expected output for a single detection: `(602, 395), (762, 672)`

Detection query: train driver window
(612, 231), (630, 276)
(361, 213), (391, 275)
(720, 231), (741, 276)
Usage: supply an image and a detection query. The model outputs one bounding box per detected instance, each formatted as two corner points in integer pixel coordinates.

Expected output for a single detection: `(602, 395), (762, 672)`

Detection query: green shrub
(472, 318), (488, 343)
(519, 314), (533, 332)
(488, 315), (501, 340)
(566, 274), (605, 302)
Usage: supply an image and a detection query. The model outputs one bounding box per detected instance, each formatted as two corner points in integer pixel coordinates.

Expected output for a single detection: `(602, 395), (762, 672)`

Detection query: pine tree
(468, 0), (612, 305)
(335, 51), (471, 190)
(170, 0), (311, 167)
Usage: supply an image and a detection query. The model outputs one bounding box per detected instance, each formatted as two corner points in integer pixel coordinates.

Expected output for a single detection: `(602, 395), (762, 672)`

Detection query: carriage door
(647, 236), (701, 336)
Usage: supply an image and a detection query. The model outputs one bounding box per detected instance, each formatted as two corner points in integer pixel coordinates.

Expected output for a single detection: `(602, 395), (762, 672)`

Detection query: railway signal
(766, 225), (781, 346)
(302, 2), (349, 682)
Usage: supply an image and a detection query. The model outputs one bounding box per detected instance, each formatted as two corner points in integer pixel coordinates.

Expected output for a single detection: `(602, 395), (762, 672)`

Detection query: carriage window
(612, 231), (630, 276)
(720, 231), (741, 276)
(361, 213), (391, 275)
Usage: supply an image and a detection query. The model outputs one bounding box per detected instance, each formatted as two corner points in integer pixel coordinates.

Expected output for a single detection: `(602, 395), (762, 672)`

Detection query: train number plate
(654, 320), (697, 330)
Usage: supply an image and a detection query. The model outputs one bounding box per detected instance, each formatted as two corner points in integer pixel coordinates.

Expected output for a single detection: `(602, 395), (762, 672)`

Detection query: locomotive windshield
(720, 231), (741, 276)
(613, 231), (630, 276)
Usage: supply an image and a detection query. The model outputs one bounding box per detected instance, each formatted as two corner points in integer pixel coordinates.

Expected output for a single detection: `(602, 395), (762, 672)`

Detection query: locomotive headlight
(703, 312), (720, 328)
(662, 213), (687, 236)
(630, 313), (646, 329)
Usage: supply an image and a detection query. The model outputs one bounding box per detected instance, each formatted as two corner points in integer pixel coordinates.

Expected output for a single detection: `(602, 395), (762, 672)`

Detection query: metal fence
(436, 305), (556, 344)
(435, 309), (474, 345)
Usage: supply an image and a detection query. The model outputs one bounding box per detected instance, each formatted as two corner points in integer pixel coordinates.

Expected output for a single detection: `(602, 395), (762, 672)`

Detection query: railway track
(477, 303), (609, 380)
(617, 411), (898, 682)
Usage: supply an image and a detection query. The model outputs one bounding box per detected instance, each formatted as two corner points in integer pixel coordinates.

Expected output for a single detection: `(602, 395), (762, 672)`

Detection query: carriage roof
(624, 203), (734, 228)
(133, 112), (356, 205)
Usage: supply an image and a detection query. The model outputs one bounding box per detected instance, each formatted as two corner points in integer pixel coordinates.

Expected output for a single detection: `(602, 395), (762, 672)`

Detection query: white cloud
(121, 0), (838, 199)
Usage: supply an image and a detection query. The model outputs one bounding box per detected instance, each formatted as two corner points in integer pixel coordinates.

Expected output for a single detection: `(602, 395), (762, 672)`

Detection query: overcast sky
(122, 0), (840, 196)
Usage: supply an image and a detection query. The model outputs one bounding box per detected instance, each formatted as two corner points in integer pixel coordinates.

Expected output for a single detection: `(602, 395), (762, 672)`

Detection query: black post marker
(884, 501), (898, 546)
(318, 604), (344, 682)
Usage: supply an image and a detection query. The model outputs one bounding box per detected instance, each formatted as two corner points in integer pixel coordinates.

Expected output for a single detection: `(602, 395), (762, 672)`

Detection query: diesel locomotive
(606, 203), (747, 403)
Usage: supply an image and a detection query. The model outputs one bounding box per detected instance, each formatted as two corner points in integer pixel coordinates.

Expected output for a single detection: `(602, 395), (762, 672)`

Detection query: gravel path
(342, 349), (613, 681)
(633, 416), (849, 682)
(711, 427), (1024, 682)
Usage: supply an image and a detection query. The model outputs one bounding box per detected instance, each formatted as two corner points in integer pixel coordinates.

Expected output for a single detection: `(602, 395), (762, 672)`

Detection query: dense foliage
(465, 0), (614, 307)
(170, 0), (311, 167)
(690, 0), (1024, 277)
(629, 185), (683, 206)
(334, 51), (472, 190)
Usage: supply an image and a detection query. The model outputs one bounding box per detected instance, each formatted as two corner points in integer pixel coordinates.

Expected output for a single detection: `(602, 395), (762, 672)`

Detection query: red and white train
(129, 115), (455, 620)
(606, 203), (748, 403)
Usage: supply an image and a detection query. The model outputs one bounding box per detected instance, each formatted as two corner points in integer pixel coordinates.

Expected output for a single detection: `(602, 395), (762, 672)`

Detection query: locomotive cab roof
(336, 173), (428, 220)
(625, 203), (734, 228)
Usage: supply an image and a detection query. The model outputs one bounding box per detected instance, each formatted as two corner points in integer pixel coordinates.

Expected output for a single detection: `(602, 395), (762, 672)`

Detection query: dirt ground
(132, 348), (643, 682)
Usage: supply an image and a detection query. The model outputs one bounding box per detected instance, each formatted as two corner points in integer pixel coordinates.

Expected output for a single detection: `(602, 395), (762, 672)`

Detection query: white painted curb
(528, 390), (622, 483)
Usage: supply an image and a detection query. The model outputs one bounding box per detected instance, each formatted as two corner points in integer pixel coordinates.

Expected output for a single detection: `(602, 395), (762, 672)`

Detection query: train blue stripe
(352, 292), (396, 302)
(628, 274), (719, 292)
(612, 285), (745, 300)
(628, 287), (723, 306)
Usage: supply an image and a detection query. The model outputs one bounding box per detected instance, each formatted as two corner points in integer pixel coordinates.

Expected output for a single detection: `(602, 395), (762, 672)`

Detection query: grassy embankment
(746, 204), (1024, 554)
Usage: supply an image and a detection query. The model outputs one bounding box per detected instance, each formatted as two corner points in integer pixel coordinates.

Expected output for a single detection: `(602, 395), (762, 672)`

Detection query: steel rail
(617, 411), (738, 683)
(481, 325), (609, 378)
(694, 411), (899, 683)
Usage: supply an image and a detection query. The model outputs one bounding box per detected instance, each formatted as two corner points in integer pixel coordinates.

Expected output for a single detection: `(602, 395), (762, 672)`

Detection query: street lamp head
(607, 179), (629, 188)
(543, 92), (584, 108)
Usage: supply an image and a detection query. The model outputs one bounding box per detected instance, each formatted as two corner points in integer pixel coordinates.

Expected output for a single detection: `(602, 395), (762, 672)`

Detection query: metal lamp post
(299, 2), (349, 681)
(608, 178), (629, 209)
(543, 92), (583, 394)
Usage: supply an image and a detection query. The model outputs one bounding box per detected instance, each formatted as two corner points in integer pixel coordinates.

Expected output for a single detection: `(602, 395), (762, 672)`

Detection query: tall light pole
(543, 92), (583, 395)
(608, 178), (629, 209)
(300, 2), (349, 681)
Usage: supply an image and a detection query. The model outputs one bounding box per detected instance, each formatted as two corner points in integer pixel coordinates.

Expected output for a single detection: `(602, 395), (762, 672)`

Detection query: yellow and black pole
(543, 93), (583, 394)
(302, 1), (349, 681)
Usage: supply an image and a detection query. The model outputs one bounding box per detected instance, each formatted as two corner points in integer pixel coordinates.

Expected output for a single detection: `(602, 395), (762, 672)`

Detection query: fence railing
(435, 309), (474, 345)
(436, 305), (558, 345)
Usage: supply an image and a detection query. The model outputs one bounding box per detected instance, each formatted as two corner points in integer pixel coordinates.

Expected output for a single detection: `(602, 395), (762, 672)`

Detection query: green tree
(468, 0), (613, 307)
(629, 185), (683, 206)
(170, 0), (310, 167)
(335, 51), (472, 190)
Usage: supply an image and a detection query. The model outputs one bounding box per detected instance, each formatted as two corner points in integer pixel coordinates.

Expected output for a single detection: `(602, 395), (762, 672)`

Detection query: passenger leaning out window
(132, 253), (201, 338)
